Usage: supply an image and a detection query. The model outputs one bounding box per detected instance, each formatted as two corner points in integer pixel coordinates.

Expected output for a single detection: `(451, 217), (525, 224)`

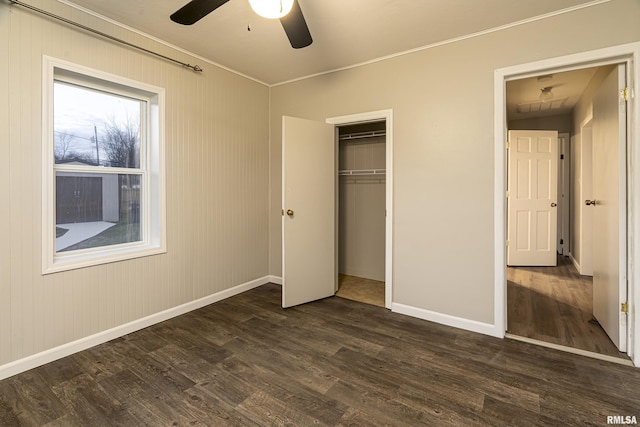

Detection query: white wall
(0, 0), (270, 375)
(508, 114), (572, 134)
(269, 0), (640, 326)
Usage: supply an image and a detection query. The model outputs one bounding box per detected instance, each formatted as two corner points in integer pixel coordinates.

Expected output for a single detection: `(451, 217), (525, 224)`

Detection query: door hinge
(281, 209), (284, 216)
(506, 240), (510, 247)
(621, 302), (628, 314)
(560, 238), (564, 245)
(506, 141), (511, 150)
(560, 154), (564, 160)
(621, 88), (629, 102)
(506, 190), (510, 198)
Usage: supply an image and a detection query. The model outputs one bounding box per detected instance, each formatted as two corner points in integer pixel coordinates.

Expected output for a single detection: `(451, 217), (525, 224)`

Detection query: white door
(580, 121), (594, 276)
(507, 130), (558, 266)
(591, 64), (627, 351)
(282, 116), (336, 308)
(557, 133), (570, 255)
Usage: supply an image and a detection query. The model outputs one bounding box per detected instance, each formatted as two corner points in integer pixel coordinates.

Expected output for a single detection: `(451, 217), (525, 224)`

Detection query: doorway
(494, 44), (640, 366)
(281, 110), (393, 309)
(327, 110), (393, 309)
(335, 121), (387, 307)
(505, 65), (629, 360)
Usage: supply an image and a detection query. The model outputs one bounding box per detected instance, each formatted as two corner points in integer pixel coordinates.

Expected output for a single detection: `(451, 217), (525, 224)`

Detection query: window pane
(54, 82), (142, 168)
(56, 173), (141, 252)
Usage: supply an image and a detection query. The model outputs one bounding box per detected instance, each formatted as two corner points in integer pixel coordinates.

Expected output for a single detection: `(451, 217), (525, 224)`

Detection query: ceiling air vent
(517, 98), (567, 114)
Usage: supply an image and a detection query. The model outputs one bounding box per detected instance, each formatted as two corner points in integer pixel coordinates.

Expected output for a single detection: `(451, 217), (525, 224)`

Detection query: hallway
(507, 256), (628, 360)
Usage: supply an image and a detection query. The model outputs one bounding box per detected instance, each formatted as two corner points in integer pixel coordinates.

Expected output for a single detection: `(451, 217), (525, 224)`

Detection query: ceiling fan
(170, 0), (313, 49)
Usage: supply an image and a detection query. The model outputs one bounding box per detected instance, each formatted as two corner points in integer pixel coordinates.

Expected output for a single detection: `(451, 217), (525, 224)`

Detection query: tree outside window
(43, 57), (165, 273)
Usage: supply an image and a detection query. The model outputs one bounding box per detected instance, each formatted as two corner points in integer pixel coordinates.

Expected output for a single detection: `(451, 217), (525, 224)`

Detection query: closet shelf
(339, 130), (386, 141)
(339, 169), (386, 176)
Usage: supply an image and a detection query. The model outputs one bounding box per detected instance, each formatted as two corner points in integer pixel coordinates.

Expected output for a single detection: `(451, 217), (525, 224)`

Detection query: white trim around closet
(326, 109), (394, 309)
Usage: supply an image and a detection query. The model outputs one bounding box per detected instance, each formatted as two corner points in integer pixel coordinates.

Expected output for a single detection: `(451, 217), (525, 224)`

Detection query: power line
(54, 130), (97, 143)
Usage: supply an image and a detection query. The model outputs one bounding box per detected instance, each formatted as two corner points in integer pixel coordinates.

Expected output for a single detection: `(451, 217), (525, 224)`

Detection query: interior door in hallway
(591, 64), (628, 352)
(507, 130), (558, 266)
(282, 116), (336, 308)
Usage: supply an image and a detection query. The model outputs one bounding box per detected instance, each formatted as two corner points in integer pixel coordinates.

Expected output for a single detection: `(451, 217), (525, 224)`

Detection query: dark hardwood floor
(1, 283), (639, 426)
(507, 255), (628, 360)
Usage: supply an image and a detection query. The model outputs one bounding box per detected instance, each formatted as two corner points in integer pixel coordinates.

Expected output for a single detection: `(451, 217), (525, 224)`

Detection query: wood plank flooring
(2, 283), (640, 426)
(507, 255), (628, 359)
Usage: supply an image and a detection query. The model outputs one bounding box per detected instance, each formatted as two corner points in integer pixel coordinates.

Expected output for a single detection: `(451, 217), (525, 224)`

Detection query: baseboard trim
(263, 278), (499, 338)
(569, 253), (581, 274)
(392, 303), (499, 337)
(0, 276), (271, 381)
(268, 275), (283, 285)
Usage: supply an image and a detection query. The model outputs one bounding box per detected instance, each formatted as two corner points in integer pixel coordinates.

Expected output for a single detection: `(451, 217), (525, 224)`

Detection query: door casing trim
(327, 109), (393, 308)
(494, 42), (640, 367)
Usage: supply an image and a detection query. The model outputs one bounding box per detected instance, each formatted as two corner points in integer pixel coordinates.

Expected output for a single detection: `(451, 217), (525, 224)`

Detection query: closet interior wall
(338, 122), (386, 282)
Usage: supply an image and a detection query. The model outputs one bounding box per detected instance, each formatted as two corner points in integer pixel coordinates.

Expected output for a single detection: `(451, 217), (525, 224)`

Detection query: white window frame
(42, 56), (166, 274)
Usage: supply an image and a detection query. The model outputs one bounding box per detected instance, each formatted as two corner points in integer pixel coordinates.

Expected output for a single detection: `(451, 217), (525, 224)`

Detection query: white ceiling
(63, 0), (602, 85)
(506, 67), (601, 122)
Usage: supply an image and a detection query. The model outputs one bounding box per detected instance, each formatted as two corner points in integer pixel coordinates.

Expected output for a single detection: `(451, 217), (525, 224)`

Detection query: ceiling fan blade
(280, 0), (312, 49)
(170, 0), (230, 25)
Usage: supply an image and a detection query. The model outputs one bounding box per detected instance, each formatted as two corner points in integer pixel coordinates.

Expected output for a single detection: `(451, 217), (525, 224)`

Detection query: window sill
(43, 244), (166, 275)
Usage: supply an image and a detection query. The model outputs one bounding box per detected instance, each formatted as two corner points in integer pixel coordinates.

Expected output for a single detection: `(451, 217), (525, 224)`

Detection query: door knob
(585, 199), (597, 206)
(286, 209), (294, 216)
(550, 202), (557, 207)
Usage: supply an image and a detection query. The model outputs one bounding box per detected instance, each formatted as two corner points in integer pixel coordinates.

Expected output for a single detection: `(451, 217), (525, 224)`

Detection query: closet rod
(7, 0), (203, 73)
(339, 130), (386, 141)
(339, 169), (386, 176)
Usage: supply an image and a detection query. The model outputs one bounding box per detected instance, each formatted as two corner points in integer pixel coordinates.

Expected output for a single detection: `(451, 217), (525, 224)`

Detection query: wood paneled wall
(0, 0), (270, 369)
(0, 0), (11, 367)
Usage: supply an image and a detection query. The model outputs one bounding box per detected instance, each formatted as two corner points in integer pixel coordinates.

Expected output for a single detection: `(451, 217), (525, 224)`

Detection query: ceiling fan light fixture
(248, 0), (294, 19)
(539, 86), (554, 102)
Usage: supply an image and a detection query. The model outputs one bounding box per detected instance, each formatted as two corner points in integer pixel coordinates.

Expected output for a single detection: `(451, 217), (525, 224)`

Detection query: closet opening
(335, 121), (387, 307)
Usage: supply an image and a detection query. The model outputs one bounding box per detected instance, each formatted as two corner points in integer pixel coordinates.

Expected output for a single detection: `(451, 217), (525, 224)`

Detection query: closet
(337, 121), (386, 306)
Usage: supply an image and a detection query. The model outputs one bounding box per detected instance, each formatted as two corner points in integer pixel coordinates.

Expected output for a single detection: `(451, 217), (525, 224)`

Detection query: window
(43, 57), (165, 273)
